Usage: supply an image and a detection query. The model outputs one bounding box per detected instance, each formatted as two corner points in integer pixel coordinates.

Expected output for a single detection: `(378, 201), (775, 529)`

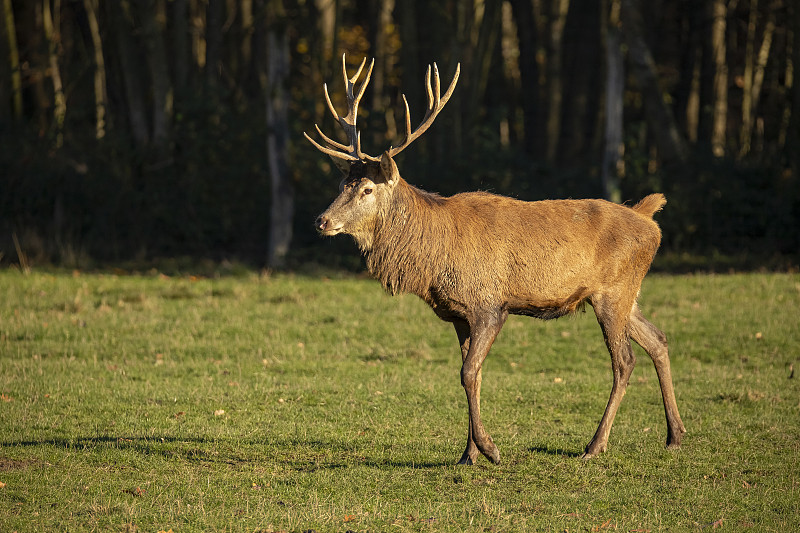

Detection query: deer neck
(362, 179), (446, 297)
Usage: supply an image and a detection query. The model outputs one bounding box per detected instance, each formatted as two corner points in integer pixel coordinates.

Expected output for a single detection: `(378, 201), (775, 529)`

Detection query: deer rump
(366, 182), (665, 325)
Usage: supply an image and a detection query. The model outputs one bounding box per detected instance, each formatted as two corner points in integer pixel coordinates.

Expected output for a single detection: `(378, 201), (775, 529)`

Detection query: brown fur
(316, 153), (685, 465)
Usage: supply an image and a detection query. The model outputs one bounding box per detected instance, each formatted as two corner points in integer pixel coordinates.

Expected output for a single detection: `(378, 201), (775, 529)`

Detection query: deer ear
(379, 151), (399, 186)
(330, 156), (352, 176)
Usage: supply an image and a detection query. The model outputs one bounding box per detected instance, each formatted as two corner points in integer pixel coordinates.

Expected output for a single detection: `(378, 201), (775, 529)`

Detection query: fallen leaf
(214, 409), (225, 416)
(123, 486), (145, 497)
(0, 481), (6, 488)
(1, 394), (12, 402)
(591, 518), (614, 531)
(554, 377), (563, 383)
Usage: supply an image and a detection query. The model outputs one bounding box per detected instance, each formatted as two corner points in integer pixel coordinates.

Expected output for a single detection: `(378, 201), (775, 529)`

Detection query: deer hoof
(666, 427), (686, 449)
(482, 445), (501, 465)
(582, 441), (606, 459)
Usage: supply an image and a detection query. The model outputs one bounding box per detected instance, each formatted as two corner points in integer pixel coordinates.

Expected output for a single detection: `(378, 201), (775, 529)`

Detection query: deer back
(365, 186), (664, 321)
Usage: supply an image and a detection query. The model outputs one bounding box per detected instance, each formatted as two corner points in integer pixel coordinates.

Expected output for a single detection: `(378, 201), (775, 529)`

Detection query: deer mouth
(316, 220), (344, 236)
(319, 225), (343, 236)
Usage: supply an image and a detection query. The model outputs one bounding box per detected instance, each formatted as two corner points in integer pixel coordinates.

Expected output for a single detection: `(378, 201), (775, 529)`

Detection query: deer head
(306, 54), (460, 240)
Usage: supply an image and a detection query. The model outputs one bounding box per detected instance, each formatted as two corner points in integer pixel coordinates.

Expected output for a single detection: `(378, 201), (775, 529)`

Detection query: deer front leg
(458, 310), (507, 465)
(453, 319), (479, 465)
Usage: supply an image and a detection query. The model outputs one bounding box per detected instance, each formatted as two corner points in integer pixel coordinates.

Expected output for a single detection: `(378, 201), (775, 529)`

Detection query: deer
(305, 54), (686, 465)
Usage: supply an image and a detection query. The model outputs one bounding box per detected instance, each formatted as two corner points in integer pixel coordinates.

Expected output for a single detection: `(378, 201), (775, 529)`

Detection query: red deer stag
(305, 55), (685, 465)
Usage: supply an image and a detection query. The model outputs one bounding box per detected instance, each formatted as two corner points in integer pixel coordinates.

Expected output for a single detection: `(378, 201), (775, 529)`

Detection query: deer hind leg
(583, 294), (637, 459)
(456, 311), (506, 465)
(628, 304), (686, 448)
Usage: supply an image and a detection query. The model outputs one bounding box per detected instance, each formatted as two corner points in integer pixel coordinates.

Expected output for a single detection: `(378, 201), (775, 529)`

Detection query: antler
(304, 54), (380, 162)
(305, 55), (460, 162)
(388, 62), (460, 157)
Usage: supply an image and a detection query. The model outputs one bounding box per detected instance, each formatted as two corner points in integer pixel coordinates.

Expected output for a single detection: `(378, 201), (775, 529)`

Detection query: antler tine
(388, 62), (460, 158)
(338, 55), (375, 160)
(323, 83), (340, 123)
(303, 131), (359, 161)
(341, 56), (374, 123)
(315, 124), (350, 152)
(432, 63), (441, 109)
(401, 94), (412, 143)
(347, 55), (368, 84)
(306, 56), (459, 162)
(305, 54), (381, 163)
(424, 65), (434, 112)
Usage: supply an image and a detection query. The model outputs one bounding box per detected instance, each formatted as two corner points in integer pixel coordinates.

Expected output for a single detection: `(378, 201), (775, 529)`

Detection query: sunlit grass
(1, 270), (798, 531)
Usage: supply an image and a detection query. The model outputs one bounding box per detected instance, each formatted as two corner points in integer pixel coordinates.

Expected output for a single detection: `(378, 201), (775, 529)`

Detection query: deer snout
(315, 214), (342, 235)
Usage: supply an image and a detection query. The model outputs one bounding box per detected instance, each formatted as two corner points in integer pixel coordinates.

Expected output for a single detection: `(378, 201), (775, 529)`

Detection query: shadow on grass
(528, 445), (584, 458)
(1, 435), (454, 470)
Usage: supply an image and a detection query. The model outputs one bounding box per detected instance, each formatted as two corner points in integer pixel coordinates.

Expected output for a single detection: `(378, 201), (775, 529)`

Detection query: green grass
(1, 269), (799, 532)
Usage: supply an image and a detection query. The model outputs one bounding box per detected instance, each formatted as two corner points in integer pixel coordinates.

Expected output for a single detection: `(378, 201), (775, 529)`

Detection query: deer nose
(315, 215), (329, 232)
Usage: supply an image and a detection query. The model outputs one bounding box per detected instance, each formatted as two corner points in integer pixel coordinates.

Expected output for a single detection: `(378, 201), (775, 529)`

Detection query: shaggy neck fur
(356, 178), (449, 298)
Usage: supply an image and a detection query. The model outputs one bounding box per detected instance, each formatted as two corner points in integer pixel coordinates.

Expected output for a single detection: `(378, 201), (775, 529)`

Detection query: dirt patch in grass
(0, 457), (40, 471)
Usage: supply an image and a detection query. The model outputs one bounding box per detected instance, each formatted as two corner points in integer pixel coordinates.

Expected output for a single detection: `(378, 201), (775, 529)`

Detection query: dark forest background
(1, 0), (798, 271)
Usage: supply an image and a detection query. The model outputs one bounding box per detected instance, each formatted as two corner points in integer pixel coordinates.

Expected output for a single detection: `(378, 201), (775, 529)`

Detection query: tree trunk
(508, 0), (540, 157)
(137, 0), (172, 146)
(31, 3), (51, 135)
(545, 0), (570, 164)
(265, 1), (293, 268)
(206, 0), (223, 93)
(560, 0), (602, 165)
(172, 0), (189, 99)
(314, 0), (336, 60)
(42, 0), (66, 146)
(396, 0), (421, 125)
(2, 0), (21, 120)
(83, 0), (107, 140)
(621, 0), (688, 167)
(602, 0), (623, 202)
(368, 0), (397, 149)
(696, 1), (715, 154)
(710, 0), (727, 157)
(787, 0), (800, 172)
(470, 0), (503, 113)
(108, 1), (149, 147)
(740, 2), (775, 158)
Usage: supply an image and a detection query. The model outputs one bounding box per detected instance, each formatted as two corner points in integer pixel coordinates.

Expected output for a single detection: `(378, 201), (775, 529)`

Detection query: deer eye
(363, 188), (373, 195)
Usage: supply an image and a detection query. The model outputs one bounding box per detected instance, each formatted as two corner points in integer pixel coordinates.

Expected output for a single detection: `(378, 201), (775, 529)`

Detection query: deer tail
(631, 193), (666, 218)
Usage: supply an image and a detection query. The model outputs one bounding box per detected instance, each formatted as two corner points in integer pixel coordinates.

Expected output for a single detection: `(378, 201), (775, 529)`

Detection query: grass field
(1, 269), (799, 532)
